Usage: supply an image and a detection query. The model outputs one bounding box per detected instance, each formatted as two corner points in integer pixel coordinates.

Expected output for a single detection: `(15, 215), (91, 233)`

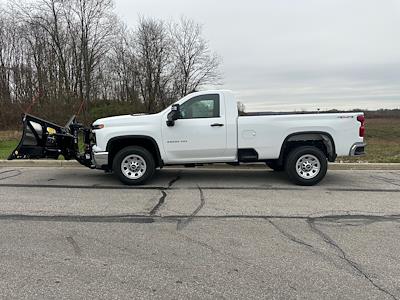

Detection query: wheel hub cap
(302, 161), (313, 172)
(296, 154), (321, 179)
(129, 161), (140, 172)
(121, 154), (147, 180)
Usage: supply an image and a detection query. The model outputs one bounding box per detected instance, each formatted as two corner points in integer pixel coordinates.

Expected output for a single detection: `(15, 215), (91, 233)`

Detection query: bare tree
(135, 17), (172, 113)
(169, 17), (221, 98)
(63, 0), (116, 119)
(10, 0), (69, 100)
(0, 9), (12, 103)
(105, 24), (139, 103)
(0, 0), (222, 127)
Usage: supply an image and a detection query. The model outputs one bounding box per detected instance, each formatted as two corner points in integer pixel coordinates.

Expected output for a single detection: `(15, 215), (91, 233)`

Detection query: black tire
(112, 146), (155, 185)
(284, 146), (327, 186)
(266, 161), (284, 172)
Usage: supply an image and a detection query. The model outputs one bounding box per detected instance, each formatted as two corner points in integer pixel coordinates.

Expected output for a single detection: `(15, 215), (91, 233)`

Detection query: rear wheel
(113, 146), (155, 185)
(285, 146), (327, 186)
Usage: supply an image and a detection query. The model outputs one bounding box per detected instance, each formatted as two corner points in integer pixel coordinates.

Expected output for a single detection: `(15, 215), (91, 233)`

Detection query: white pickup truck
(10, 90), (366, 186)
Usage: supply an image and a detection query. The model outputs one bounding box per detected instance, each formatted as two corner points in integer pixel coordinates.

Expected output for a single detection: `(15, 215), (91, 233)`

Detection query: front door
(161, 93), (228, 163)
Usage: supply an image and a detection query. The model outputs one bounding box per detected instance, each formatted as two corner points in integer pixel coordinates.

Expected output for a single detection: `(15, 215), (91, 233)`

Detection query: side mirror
(166, 104), (180, 127)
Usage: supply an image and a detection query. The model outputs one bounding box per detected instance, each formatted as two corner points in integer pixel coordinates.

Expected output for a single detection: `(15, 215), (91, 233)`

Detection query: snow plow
(8, 114), (94, 168)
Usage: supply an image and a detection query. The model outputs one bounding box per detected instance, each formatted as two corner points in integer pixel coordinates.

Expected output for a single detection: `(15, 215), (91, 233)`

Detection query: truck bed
(238, 112), (364, 159)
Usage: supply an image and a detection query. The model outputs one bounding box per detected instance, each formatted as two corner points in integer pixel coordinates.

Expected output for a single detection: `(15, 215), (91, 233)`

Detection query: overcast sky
(116, 0), (400, 111)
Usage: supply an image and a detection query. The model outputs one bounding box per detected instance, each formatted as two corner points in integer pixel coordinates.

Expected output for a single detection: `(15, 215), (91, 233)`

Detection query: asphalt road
(0, 166), (400, 299)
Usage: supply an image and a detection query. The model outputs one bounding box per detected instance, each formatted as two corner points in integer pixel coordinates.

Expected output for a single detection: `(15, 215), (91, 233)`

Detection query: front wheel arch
(106, 136), (163, 169)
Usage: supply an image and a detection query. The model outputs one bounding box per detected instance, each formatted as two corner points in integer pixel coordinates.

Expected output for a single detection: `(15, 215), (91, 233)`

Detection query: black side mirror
(167, 104), (180, 127)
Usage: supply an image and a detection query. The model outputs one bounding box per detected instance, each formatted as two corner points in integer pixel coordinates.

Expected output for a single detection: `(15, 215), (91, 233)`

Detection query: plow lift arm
(8, 114), (94, 168)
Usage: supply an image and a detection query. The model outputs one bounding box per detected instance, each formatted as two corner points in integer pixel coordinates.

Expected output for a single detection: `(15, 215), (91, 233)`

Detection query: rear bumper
(93, 152), (109, 169)
(349, 142), (366, 156)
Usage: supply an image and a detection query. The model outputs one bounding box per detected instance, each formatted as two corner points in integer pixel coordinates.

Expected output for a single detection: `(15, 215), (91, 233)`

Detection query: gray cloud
(114, 0), (400, 111)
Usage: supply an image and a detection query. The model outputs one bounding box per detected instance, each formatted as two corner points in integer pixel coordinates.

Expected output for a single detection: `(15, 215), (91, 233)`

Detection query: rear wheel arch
(278, 131), (336, 163)
(106, 136), (163, 168)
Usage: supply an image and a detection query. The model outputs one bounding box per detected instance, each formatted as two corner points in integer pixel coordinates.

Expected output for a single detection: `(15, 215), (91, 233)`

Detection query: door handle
(210, 123), (224, 127)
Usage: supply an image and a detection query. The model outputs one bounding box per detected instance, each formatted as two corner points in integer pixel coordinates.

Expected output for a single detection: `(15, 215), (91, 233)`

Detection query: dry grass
(0, 131), (21, 141)
(341, 118), (400, 163)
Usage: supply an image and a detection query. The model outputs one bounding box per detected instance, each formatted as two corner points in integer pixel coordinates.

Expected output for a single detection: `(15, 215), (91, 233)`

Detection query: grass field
(0, 118), (399, 162)
(0, 131), (20, 160)
(341, 118), (400, 163)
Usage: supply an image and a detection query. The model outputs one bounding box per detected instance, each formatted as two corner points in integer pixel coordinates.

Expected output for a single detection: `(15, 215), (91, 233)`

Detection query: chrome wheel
(296, 154), (320, 179)
(121, 154), (147, 180)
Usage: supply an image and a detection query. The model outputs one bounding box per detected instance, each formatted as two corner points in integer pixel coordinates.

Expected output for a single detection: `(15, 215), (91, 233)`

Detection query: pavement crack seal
(150, 191), (167, 216)
(0, 214), (157, 224)
(0, 169), (22, 181)
(149, 172), (181, 216)
(2, 213), (400, 225)
(307, 218), (398, 300)
(370, 175), (400, 187)
(167, 172), (181, 189)
(176, 185), (205, 231)
(178, 232), (253, 267)
(66, 236), (82, 256)
(265, 218), (347, 270)
(267, 218), (314, 248)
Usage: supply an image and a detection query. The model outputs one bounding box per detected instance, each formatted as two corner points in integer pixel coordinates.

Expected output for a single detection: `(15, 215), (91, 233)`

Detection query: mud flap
(8, 114), (94, 167)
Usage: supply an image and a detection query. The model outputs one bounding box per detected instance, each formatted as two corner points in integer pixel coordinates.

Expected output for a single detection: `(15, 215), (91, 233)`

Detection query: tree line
(0, 0), (221, 128)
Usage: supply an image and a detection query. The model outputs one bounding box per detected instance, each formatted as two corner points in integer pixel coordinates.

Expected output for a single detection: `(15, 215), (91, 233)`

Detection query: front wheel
(285, 146), (328, 186)
(113, 146), (155, 185)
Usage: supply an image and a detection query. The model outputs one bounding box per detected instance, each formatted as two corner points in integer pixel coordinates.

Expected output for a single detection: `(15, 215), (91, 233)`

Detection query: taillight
(357, 115), (365, 137)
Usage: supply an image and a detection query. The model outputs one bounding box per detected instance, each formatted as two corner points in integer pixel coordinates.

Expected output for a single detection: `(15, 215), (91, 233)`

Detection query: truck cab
(91, 91), (238, 167)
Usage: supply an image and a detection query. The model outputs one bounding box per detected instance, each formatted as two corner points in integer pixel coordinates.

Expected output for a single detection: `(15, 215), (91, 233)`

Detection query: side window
(180, 94), (220, 119)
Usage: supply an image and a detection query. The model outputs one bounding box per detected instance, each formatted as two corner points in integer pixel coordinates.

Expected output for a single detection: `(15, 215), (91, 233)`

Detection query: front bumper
(93, 151), (109, 169)
(349, 142), (366, 156)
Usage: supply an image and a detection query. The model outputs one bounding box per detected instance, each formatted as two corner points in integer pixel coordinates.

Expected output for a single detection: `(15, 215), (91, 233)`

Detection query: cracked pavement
(0, 167), (400, 299)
